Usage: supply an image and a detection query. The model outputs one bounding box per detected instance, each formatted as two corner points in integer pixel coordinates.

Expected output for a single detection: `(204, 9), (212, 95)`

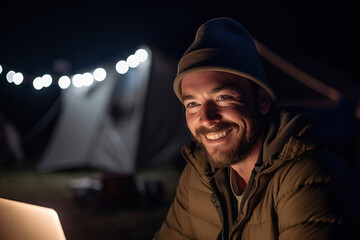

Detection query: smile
(205, 129), (232, 140)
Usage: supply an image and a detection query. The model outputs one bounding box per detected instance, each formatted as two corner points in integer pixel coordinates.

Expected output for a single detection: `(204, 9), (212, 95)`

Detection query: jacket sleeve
(276, 151), (357, 240)
(154, 164), (196, 240)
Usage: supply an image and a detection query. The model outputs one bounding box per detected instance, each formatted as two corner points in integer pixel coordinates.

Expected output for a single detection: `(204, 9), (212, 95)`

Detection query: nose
(200, 101), (221, 127)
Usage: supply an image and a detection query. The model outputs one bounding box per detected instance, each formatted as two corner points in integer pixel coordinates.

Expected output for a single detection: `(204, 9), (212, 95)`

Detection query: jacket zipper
(229, 173), (260, 238)
(210, 178), (229, 240)
(229, 155), (290, 238)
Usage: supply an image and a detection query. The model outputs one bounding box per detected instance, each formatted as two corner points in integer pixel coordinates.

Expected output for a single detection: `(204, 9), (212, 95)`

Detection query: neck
(231, 133), (264, 185)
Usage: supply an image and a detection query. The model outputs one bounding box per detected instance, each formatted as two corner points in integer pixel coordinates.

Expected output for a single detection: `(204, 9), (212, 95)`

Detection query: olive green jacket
(155, 106), (358, 239)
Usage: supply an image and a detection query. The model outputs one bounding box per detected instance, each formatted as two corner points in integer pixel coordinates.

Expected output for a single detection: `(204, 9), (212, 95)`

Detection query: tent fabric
(37, 47), (150, 172)
(136, 48), (190, 169)
(36, 46), (190, 173)
(36, 67), (127, 172)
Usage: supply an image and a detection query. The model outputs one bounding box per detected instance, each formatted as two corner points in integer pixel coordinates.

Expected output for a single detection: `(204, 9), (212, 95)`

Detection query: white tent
(37, 46), (189, 173)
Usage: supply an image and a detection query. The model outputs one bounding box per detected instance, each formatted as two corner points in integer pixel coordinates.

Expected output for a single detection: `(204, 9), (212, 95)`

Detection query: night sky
(0, 0), (359, 150)
(1, 1), (359, 76)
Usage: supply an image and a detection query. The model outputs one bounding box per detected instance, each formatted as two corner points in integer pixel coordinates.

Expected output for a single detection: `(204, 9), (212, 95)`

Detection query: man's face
(181, 70), (264, 168)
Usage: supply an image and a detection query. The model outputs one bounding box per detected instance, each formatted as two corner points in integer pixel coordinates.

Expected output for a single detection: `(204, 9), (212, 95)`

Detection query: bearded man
(154, 17), (358, 240)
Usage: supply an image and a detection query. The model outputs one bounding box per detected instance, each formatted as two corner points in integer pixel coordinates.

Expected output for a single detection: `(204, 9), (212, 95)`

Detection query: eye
(186, 102), (198, 108)
(218, 95), (232, 101)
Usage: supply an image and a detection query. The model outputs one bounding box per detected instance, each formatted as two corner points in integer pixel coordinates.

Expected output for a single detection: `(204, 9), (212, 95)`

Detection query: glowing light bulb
(82, 72), (94, 86)
(58, 76), (71, 89)
(116, 60), (129, 74)
(0, 65), (3, 74)
(6, 70), (15, 83)
(93, 68), (106, 81)
(127, 54), (140, 68)
(72, 74), (83, 88)
(33, 77), (43, 90)
(42, 74), (52, 87)
(13, 72), (24, 85)
(135, 49), (148, 62)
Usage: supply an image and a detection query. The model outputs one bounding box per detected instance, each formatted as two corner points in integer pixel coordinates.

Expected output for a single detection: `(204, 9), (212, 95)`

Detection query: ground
(0, 165), (182, 240)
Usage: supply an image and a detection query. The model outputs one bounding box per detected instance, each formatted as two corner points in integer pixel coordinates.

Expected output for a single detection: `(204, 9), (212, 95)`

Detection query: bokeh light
(82, 72), (94, 87)
(13, 72), (24, 85)
(6, 70), (15, 83)
(58, 76), (71, 89)
(93, 68), (106, 81)
(127, 54), (140, 68)
(72, 74), (83, 88)
(116, 60), (129, 74)
(42, 74), (52, 87)
(135, 49), (148, 62)
(33, 77), (43, 90)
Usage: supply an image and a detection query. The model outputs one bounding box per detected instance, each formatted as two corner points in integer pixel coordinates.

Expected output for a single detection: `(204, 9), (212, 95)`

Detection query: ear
(257, 88), (272, 115)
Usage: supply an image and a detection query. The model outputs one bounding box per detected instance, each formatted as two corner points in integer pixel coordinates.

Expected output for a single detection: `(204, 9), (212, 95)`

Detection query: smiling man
(154, 17), (358, 240)
(182, 71), (267, 171)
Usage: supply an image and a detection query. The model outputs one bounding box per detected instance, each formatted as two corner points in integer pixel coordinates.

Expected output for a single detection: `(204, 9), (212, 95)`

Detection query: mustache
(195, 122), (239, 136)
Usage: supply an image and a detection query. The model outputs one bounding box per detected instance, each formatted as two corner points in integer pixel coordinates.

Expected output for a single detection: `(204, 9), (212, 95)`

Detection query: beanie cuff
(173, 48), (276, 102)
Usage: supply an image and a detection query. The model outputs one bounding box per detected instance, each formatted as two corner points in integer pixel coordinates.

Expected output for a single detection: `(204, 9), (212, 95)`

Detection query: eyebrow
(181, 83), (241, 101)
(211, 83), (241, 94)
(182, 94), (195, 102)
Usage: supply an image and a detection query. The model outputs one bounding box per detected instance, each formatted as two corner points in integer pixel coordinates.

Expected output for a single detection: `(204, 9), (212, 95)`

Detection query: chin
(207, 149), (234, 168)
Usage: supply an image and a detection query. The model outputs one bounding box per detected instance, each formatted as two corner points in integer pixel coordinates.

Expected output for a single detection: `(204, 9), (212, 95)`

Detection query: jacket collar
(181, 141), (215, 187)
(261, 106), (322, 172)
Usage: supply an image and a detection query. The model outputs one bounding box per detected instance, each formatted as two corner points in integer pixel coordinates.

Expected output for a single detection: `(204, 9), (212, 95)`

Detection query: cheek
(221, 107), (247, 122)
(185, 113), (197, 135)
(221, 108), (254, 130)
(231, 103), (257, 119)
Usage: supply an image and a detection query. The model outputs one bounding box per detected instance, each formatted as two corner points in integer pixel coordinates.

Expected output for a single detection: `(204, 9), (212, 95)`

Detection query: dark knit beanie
(173, 17), (276, 102)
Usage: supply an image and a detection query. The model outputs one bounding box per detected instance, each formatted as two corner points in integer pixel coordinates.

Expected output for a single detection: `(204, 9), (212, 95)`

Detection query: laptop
(0, 197), (66, 240)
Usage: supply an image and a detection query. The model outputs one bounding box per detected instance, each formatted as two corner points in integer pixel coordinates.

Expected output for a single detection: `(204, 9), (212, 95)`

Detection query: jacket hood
(261, 105), (346, 172)
(262, 106), (319, 167)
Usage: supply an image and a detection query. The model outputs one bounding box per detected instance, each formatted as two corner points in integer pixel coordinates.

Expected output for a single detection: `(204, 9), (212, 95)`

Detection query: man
(154, 17), (358, 239)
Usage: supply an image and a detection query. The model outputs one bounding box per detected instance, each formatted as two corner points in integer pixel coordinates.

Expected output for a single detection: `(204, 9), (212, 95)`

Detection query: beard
(192, 115), (263, 168)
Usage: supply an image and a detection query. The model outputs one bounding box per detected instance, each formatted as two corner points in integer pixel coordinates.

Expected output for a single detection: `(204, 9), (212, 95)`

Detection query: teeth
(206, 130), (230, 140)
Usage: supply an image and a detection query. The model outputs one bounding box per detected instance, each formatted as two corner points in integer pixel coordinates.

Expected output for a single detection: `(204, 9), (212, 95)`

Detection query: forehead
(181, 70), (251, 96)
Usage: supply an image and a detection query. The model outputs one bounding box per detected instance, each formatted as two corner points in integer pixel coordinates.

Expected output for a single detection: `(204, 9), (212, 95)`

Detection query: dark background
(1, 0), (359, 134)
(1, 0), (359, 133)
(0, 1), (359, 239)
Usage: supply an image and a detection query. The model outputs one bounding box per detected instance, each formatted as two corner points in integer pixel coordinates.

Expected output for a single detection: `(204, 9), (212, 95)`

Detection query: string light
(1, 48), (149, 90)
(135, 49), (148, 62)
(13, 72), (24, 85)
(72, 74), (83, 88)
(127, 54), (140, 68)
(115, 60), (129, 74)
(42, 74), (52, 88)
(82, 72), (94, 87)
(93, 68), (106, 81)
(58, 76), (71, 89)
(6, 71), (15, 83)
(33, 77), (43, 90)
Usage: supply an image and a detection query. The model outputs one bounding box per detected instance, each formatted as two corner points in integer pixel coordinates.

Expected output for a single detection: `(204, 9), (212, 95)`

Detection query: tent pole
(254, 39), (341, 103)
